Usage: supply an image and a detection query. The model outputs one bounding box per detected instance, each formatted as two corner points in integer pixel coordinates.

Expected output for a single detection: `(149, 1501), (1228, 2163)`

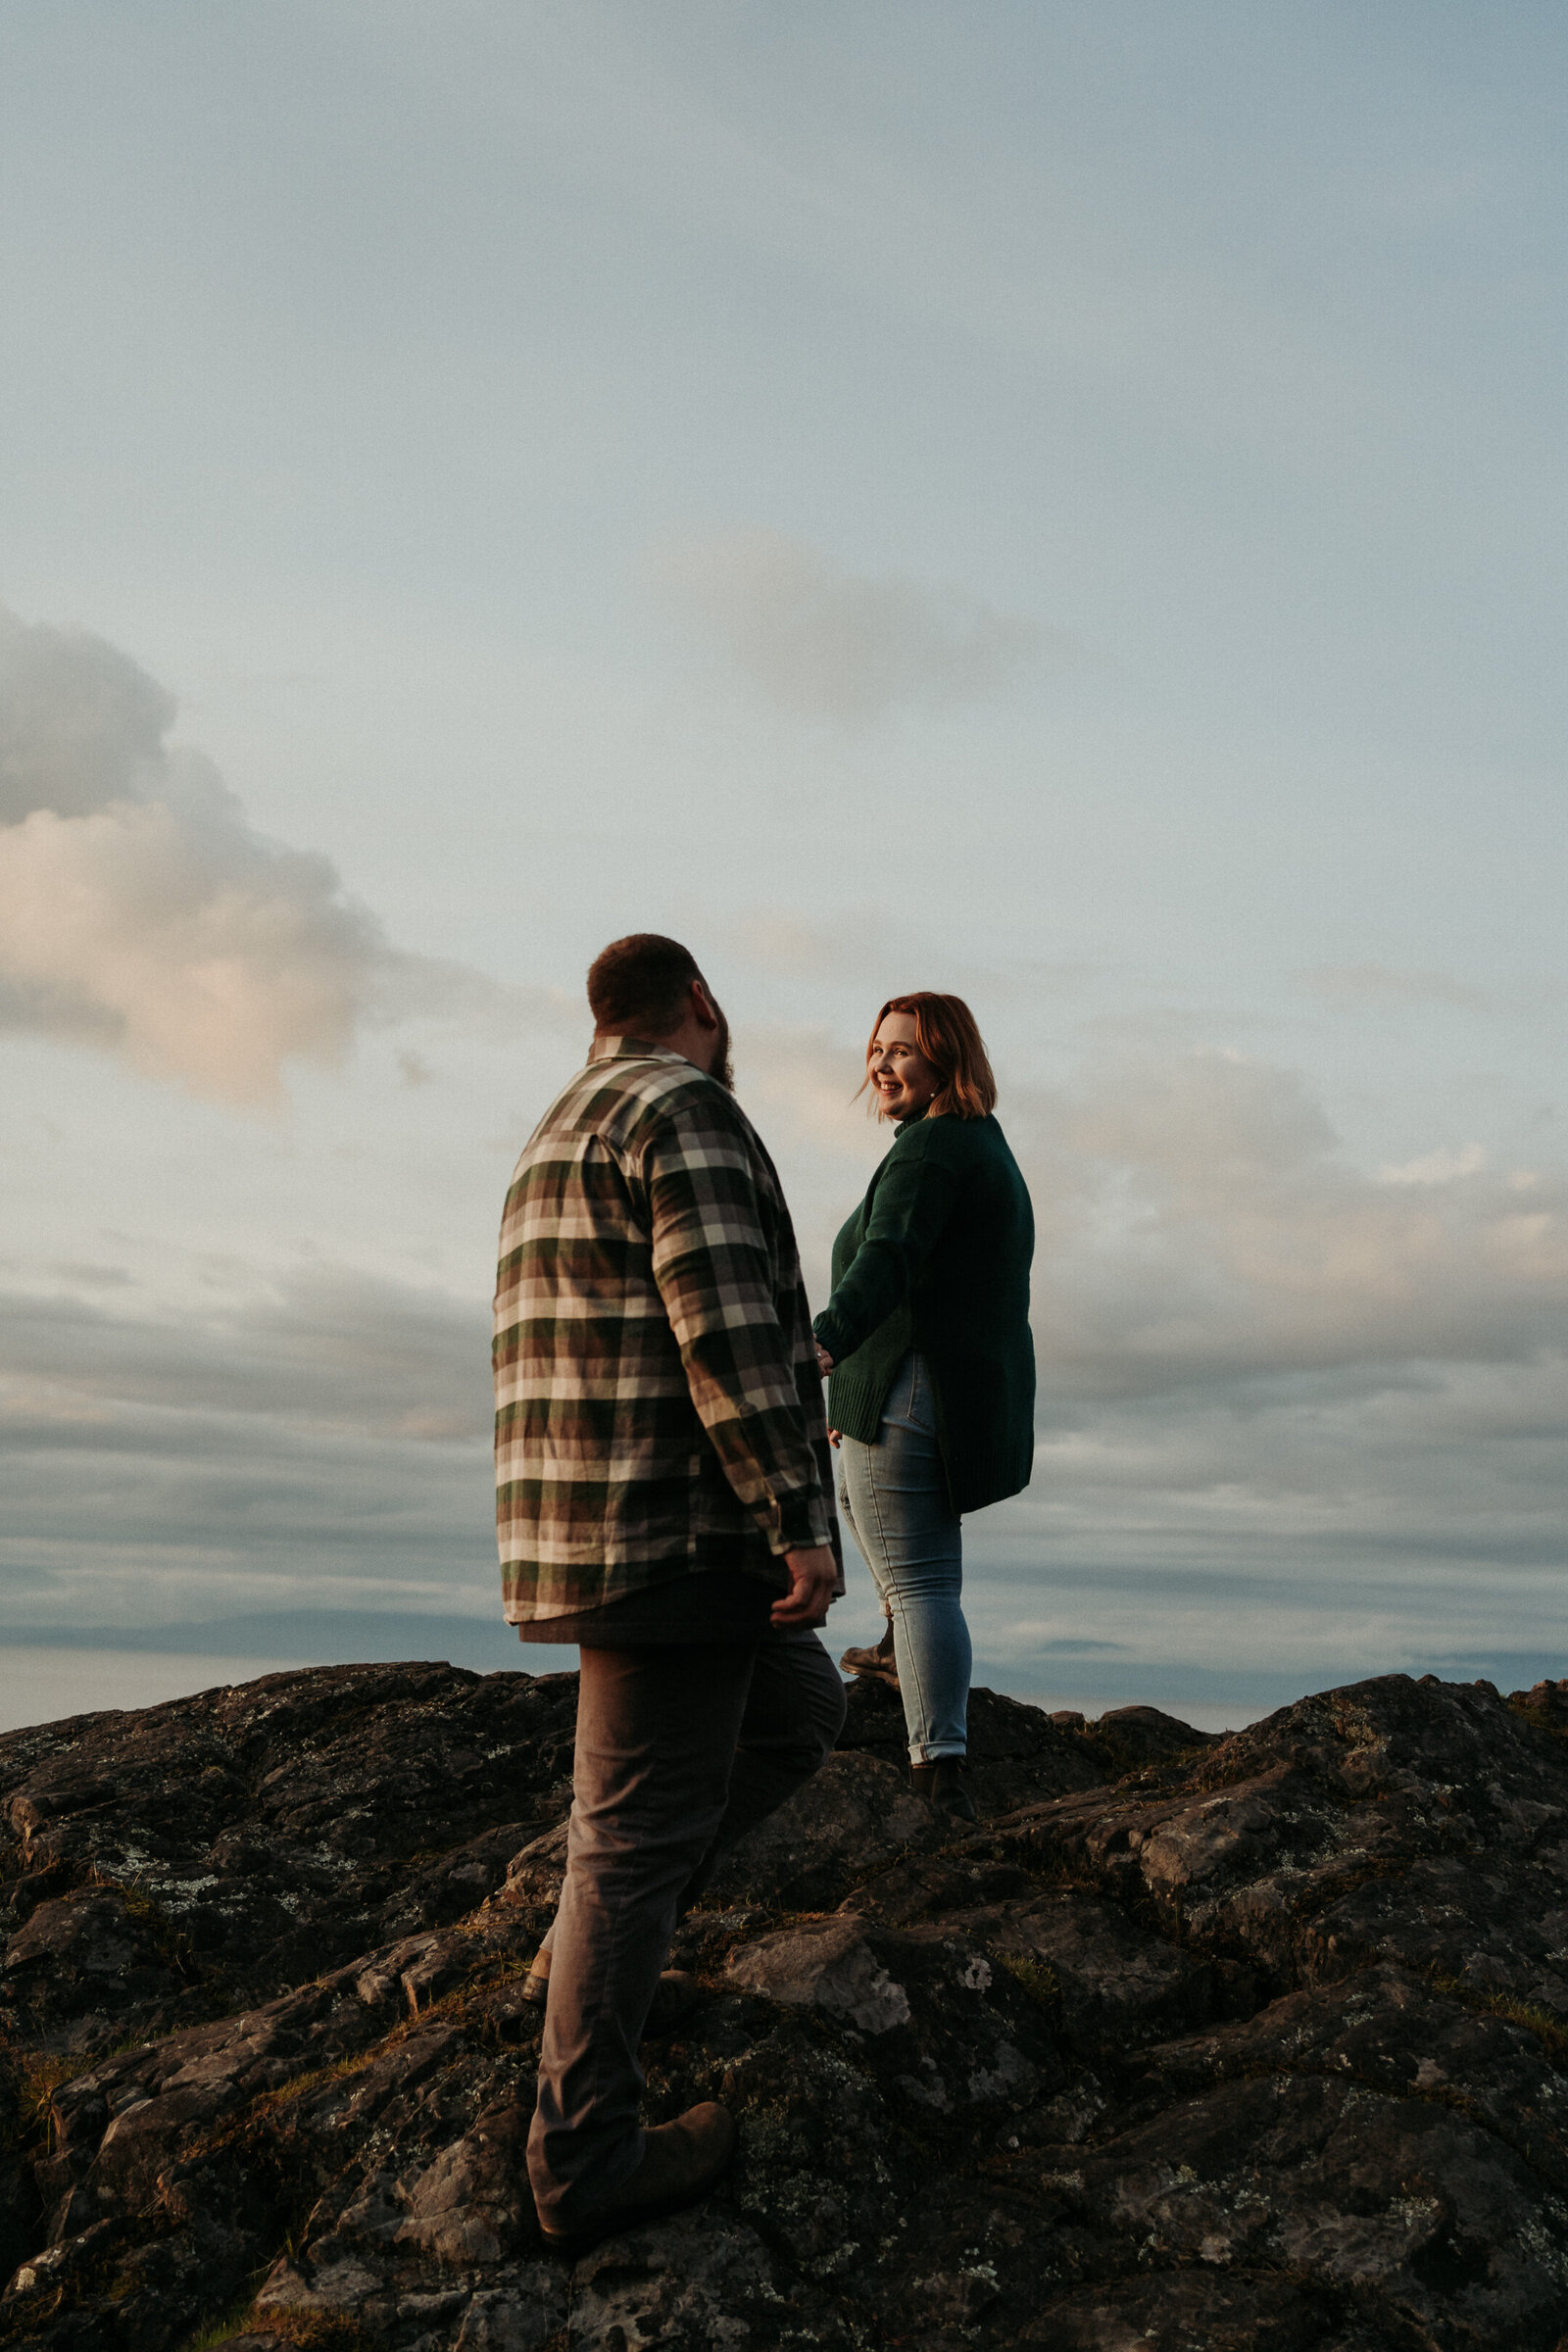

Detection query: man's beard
(710, 1007), (735, 1093)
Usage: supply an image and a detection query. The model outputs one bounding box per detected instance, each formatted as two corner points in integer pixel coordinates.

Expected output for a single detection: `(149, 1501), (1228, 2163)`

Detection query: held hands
(772, 1546), (838, 1628)
(812, 1342), (840, 1445)
(777, 1348), (840, 1617)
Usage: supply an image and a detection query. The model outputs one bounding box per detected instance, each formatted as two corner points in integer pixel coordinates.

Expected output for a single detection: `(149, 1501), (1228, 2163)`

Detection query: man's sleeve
(645, 1093), (834, 1555)
(811, 1135), (959, 1366)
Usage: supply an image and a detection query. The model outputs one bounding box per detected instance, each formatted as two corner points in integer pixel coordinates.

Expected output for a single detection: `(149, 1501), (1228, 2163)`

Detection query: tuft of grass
(17, 2050), (82, 2132)
(176, 2302), (267, 2351)
(239, 2312), (368, 2349)
(175, 2284), (371, 2351)
(1431, 1969), (1568, 2065)
(237, 2048), (376, 2127)
(12, 2033), (156, 2146)
(994, 1949), (1062, 2020)
(1505, 1695), (1568, 1751)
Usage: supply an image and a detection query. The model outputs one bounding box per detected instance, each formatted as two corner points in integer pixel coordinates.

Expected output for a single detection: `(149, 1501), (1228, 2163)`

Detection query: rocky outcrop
(5, 1662), (1568, 2348)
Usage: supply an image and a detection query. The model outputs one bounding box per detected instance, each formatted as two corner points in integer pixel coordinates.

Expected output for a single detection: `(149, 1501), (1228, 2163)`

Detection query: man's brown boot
(839, 1619), (899, 1690)
(910, 1756), (976, 1825)
(521, 1948), (701, 2038)
(538, 2101), (738, 2259)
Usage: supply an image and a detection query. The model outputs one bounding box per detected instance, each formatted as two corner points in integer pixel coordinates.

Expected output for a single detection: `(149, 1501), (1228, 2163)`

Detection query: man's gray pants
(527, 1628), (847, 2231)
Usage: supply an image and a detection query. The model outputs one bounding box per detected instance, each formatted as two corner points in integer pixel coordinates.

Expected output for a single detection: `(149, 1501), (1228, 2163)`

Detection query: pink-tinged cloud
(0, 606), (563, 1106)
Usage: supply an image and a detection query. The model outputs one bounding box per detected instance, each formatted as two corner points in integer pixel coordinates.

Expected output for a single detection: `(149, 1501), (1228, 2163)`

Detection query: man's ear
(689, 978), (719, 1032)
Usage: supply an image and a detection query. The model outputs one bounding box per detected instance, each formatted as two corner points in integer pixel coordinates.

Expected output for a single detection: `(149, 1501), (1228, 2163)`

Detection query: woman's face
(868, 1010), (941, 1120)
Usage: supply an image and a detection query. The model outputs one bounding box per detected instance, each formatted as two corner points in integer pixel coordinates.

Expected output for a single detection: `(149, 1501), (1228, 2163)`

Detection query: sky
(2, 0), (1566, 1733)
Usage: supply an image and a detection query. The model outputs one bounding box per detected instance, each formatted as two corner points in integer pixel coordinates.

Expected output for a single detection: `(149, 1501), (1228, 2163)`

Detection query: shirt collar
(588, 1034), (694, 1067)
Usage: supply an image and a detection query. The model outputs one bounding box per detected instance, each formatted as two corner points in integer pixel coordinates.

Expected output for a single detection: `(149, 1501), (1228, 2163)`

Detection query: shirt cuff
(768, 1488), (834, 1555)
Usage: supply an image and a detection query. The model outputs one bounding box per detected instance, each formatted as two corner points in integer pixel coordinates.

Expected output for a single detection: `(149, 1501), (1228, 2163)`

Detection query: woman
(812, 994), (1035, 1824)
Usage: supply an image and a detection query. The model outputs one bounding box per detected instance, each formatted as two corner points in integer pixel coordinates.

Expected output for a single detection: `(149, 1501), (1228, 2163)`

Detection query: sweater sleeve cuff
(812, 1308), (854, 1366)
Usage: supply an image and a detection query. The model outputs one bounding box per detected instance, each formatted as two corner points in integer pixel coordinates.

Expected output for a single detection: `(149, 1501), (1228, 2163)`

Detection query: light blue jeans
(838, 1351), (969, 1764)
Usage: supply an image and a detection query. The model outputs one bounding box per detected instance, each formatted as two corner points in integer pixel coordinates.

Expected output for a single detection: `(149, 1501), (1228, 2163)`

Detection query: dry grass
(993, 1949), (1062, 2019)
(175, 2291), (260, 2347)
(179, 2310), (368, 2351)
(1431, 1969), (1568, 2065)
(13, 2034), (151, 2142)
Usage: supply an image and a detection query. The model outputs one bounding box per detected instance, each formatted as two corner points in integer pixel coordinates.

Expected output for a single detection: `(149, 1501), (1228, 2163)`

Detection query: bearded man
(493, 933), (844, 2256)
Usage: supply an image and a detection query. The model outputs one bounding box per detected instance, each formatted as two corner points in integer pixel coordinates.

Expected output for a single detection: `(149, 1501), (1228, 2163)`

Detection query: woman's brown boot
(909, 1756), (976, 1825)
(839, 1618), (899, 1690)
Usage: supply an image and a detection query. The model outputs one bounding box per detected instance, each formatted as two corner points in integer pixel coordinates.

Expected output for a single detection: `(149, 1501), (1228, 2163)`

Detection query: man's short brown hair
(587, 934), (704, 1037)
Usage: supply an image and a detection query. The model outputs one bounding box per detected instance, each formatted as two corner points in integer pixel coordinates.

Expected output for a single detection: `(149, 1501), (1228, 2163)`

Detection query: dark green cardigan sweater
(812, 1110), (1036, 1514)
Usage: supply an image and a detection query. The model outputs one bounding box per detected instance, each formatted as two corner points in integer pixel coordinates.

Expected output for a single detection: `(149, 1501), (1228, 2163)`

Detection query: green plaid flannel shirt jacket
(493, 1038), (839, 1625)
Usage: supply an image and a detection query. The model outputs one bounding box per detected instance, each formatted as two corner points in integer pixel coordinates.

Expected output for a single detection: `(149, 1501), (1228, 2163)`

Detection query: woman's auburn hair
(862, 992), (998, 1121)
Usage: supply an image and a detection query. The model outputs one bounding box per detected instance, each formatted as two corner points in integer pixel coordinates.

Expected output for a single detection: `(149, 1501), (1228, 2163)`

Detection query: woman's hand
(814, 1341), (838, 1441)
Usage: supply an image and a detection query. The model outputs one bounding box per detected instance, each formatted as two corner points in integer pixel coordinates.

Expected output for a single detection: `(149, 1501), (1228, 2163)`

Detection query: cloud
(736, 1022), (882, 1157)
(0, 1262), (497, 1631)
(1306, 962), (1496, 1012)
(741, 1024), (1568, 1406)
(986, 1048), (1568, 1695)
(0, 604), (563, 1105)
(6, 1039), (1568, 1696)
(0, 607), (175, 821)
(652, 529), (1059, 722)
(0, 774), (395, 1102)
(0, 1261), (491, 1437)
(719, 907), (1096, 1002)
(746, 1026), (1568, 1690)
(1380, 1143), (1489, 1187)
(1013, 1046), (1568, 1396)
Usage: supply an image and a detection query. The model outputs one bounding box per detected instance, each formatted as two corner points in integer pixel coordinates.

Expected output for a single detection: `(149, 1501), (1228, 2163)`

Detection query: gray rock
(7, 1664), (1568, 2350)
(724, 1917), (913, 2031)
(453, 2268), (570, 2349)
(703, 1749), (942, 1909)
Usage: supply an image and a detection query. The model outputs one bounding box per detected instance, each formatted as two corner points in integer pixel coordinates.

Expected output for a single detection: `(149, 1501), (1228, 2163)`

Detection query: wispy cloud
(1306, 962), (1496, 1012)
(652, 529), (1065, 723)
(0, 606), (566, 1106)
(0, 1262), (495, 1630)
(719, 907), (1096, 1001)
(0, 1262), (490, 1437)
(1379, 1143), (1489, 1187)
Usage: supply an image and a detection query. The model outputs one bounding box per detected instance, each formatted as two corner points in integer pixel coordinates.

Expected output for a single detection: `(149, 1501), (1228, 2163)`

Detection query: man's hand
(814, 1343), (833, 1376)
(771, 1545), (838, 1628)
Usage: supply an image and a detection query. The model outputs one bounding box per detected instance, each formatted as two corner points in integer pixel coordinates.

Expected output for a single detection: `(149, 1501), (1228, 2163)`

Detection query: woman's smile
(868, 1010), (939, 1119)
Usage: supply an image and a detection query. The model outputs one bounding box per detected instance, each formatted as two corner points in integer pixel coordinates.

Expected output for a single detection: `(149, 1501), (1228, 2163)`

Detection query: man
(493, 933), (845, 2257)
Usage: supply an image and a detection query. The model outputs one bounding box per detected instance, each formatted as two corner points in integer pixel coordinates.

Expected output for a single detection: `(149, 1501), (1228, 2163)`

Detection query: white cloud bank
(3, 1030), (1566, 1707)
(0, 606), (557, 1105)
(1016, 1046), (1568, 1395)
(653, 529), (1058, 723)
